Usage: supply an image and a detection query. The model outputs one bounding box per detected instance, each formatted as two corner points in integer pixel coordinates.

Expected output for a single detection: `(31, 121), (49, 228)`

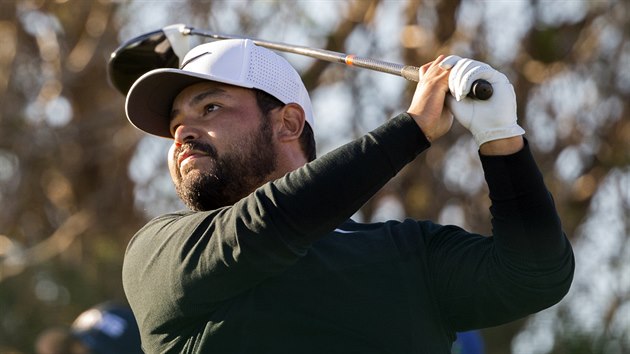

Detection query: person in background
(453, 330), (485, 354)
(35, 302), (143, 354)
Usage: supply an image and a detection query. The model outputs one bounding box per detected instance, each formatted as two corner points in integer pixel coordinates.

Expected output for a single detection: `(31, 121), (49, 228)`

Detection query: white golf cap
(125, 39), (314, 138)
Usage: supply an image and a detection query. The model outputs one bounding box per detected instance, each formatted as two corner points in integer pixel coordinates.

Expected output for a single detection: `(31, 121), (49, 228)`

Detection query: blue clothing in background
(452, 330), (485, 354)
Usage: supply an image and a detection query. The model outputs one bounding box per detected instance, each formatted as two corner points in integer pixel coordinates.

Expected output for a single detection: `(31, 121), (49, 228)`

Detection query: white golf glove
(440, 55), (525, 146)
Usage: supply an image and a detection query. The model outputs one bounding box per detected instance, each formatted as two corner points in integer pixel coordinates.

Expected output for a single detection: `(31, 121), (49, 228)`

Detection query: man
(122, 39), (574, 353)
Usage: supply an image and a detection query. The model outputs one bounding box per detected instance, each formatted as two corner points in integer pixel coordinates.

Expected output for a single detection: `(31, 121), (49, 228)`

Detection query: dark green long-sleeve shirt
(122, 113), (574, 353)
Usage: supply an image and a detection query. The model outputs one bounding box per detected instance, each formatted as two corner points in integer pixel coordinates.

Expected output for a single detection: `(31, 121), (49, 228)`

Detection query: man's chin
(179, 167), (200, 180)
(181, 194), (232, 212)
(180, 159), (213, 177)
(175, 174), (230, 211)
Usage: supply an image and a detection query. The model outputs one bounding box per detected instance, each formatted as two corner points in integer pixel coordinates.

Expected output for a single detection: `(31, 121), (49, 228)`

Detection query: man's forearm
(482, 139), (574, 274)
(442, 141), (574, 329)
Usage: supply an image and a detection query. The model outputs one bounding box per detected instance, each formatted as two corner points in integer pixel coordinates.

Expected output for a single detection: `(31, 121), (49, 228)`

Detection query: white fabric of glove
(439, 55), (525, 146)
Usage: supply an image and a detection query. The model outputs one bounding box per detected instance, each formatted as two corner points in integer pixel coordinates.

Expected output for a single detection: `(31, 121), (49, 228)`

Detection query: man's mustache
(174, 141), (218, 161)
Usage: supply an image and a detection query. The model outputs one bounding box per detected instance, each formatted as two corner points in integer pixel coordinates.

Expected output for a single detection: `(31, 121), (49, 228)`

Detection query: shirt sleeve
(426, 140), (575, 331)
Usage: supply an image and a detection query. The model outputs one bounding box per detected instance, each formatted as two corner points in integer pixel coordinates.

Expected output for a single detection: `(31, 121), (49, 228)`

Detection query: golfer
(122, 39), (574, 353)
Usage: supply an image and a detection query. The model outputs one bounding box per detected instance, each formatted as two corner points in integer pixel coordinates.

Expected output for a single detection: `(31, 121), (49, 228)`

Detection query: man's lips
(178, 150), (208, 168)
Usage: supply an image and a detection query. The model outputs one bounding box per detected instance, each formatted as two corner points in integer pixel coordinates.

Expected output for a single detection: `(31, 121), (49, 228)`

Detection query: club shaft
(186, 28), (421, 82)
(185, 27), (493, 100)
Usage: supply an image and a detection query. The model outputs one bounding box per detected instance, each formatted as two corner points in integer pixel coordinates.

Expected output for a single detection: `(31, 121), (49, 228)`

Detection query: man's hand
(441, 56), (525, 153)
(406, 55), (453, 143)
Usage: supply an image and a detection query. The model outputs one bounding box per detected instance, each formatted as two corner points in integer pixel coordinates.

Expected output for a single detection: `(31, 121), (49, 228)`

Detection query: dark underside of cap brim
(126, 70), (213, 138)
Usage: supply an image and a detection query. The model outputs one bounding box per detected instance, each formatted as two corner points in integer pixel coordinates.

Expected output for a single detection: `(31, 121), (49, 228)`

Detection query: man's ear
(276, 103), (305, 142)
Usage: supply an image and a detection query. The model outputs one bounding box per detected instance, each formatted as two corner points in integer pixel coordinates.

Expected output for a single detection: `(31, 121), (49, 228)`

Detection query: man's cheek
(167, 157), (182, 182)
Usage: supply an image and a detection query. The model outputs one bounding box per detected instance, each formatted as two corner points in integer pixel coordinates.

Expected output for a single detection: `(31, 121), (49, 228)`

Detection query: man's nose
(172, 123), (200, 146)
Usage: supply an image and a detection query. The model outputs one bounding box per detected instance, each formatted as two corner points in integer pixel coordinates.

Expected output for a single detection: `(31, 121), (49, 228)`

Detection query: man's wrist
(479, 136), (524, 156)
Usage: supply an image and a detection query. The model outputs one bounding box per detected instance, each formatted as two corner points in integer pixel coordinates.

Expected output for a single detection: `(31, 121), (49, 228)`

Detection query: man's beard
(172, 117), (277, 211)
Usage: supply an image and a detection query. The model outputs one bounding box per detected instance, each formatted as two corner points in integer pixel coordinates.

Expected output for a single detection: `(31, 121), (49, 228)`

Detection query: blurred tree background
(0, 0), (628, 353)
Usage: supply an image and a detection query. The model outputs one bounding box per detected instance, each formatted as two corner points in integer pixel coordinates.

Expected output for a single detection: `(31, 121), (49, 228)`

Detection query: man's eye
(204, 104), (219, 114)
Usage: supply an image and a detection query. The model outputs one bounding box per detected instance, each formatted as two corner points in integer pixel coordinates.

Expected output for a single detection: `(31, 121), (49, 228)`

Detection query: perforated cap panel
(248, 45), (301, 104)
(244, 42), (314, 128)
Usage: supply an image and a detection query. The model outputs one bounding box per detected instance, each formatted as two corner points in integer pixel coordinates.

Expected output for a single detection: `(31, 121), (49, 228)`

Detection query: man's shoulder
(130, 209), (215, 245)
(142, 209), (213, 227)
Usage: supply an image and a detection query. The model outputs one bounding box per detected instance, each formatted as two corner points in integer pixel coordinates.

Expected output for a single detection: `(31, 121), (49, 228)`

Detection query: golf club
(108, 24), (493, 100)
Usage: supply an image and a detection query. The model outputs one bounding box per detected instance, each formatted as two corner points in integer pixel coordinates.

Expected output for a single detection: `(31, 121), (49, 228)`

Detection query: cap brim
(125, 69), (253, 138)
